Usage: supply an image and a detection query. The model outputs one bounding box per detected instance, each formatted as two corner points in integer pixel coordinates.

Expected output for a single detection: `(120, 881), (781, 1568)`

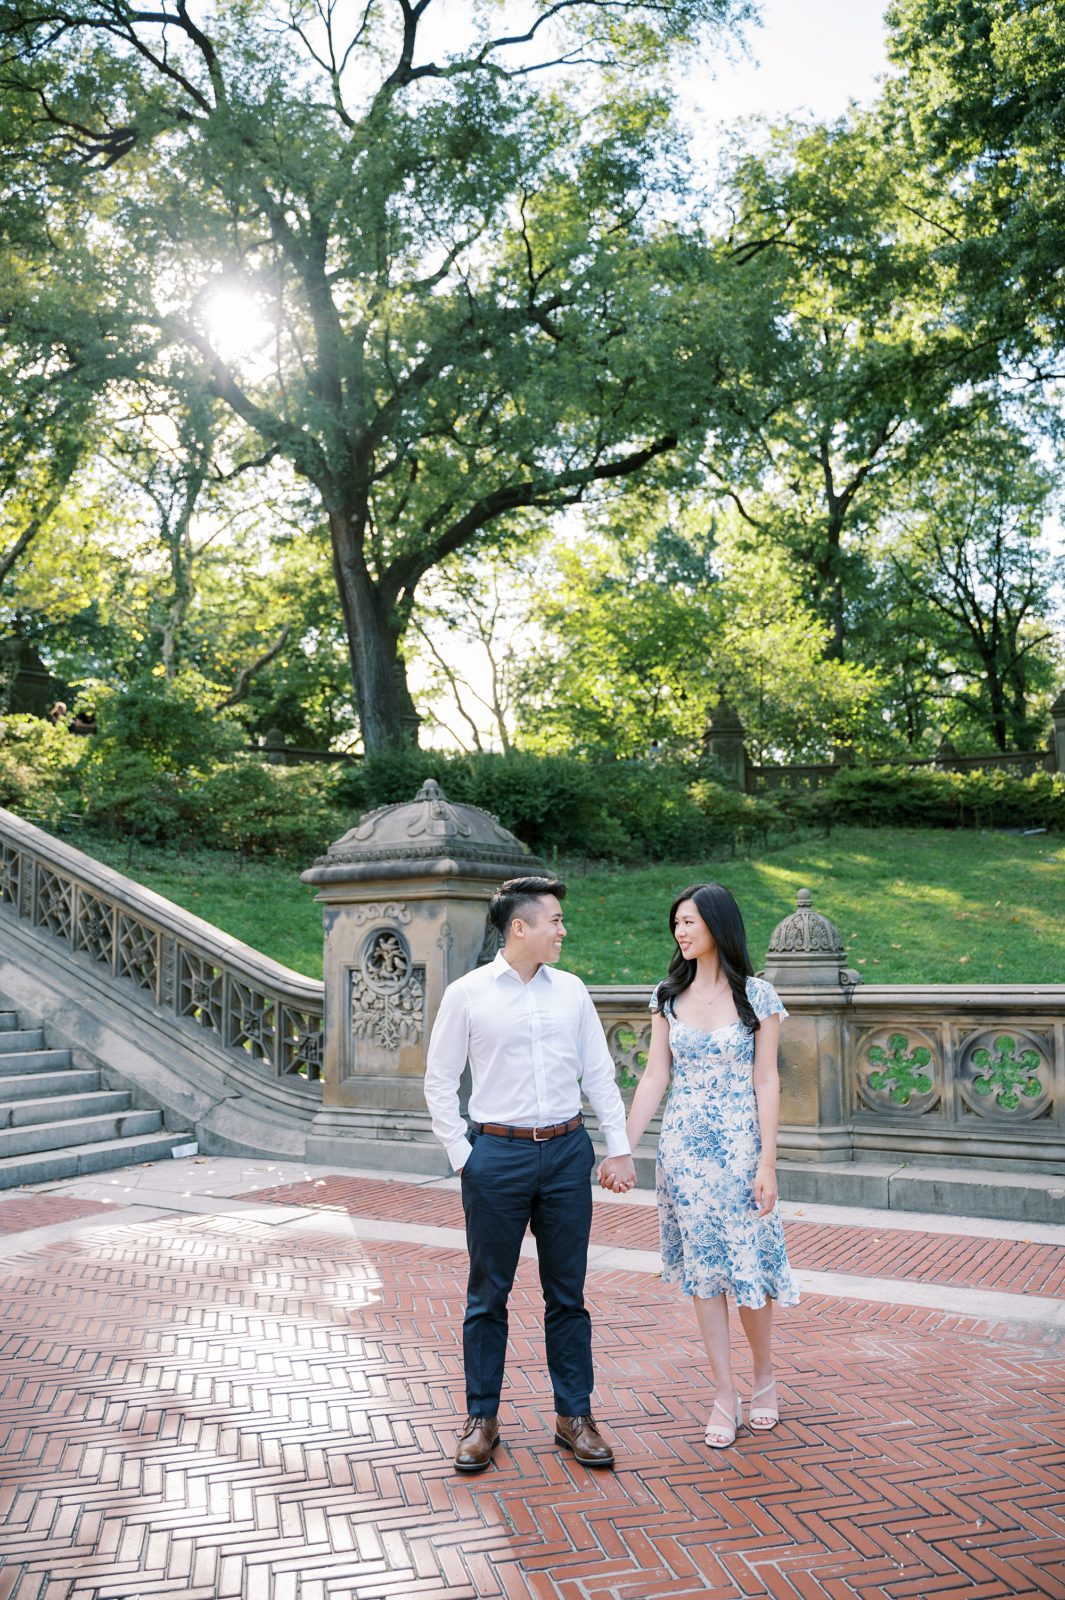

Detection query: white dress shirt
(424, 950), (631, 1172)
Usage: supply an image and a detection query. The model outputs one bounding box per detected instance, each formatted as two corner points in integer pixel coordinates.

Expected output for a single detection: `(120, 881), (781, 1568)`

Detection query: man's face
(512, 893), (566, 966)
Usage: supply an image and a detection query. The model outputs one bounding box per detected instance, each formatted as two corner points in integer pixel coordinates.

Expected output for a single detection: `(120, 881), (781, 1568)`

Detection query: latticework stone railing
(0, 808), (324, 1092)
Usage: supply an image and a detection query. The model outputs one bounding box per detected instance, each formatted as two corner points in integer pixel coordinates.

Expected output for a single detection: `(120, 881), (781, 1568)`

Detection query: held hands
(597, 1155), (637, 1194)
(754, 1160), (778, 1218)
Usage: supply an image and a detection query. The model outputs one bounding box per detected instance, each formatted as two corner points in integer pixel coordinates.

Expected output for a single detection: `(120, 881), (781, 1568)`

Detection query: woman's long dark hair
(657, 883), (759, 1032)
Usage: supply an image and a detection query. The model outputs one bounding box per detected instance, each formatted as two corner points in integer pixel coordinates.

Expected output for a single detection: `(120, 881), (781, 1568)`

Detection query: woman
(603, 883), (799, 1448)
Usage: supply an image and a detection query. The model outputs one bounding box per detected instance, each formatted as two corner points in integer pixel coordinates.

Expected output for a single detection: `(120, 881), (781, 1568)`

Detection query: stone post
(762, 888), (861, 1163)
(702, 700), (749, 791)
(299, 779), (545, 1170)
(1051, 686), (1065, 774)
(935, 737), (960, 771)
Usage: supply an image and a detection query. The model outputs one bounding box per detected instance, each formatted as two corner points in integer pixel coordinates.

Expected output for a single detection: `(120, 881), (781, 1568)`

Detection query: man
(424, 875), (636, 1474)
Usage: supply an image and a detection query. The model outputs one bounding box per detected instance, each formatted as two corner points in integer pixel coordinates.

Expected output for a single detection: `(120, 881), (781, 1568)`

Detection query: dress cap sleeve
(649, 981), (662, 1014)
(747, 975), (788, 1022)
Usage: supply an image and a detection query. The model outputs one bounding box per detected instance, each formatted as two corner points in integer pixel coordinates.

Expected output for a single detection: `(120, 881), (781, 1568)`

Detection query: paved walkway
(0, 1155), (1062, 1600)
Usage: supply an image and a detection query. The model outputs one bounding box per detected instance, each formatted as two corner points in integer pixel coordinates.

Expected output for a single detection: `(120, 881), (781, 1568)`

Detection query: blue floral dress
(651, 975), (799, 1308)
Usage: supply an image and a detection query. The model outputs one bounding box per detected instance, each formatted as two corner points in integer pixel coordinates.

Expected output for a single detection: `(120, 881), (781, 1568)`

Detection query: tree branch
(216, 625), (292, 708)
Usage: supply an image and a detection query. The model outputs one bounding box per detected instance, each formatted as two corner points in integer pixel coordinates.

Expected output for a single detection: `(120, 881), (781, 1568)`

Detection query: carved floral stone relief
(857, 1028), (940, 1113)
(350, 901), (411, 927)
(958, 1029), (1052, 1119)
(350, 926), (425, 1053)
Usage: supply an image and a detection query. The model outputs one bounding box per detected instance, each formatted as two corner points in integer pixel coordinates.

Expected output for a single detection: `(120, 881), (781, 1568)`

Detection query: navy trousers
(460, 1124), (596, 1417)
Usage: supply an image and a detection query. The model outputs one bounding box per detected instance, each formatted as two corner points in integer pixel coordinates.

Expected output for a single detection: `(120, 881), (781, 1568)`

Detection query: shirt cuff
(603, 1131), (631, 1158)
(447, 1135), (473, 1172)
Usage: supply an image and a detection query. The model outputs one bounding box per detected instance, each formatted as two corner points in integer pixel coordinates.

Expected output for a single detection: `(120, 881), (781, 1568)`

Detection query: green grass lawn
(78, 825), (1063, 986)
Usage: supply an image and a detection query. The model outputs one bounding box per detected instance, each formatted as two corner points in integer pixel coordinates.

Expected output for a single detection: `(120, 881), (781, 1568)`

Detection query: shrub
(0, 715), (86, 826)
(77, 749), (188, 843)
(815, 764), (1063, 831)
(816, 765), (960, 828)
(84, 671), (245, 772)
(336, 751), (789, 861)
(188, 762), (344, 858)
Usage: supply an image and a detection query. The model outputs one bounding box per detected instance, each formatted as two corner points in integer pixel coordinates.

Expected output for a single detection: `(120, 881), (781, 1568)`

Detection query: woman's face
(673, 899), (716, 962)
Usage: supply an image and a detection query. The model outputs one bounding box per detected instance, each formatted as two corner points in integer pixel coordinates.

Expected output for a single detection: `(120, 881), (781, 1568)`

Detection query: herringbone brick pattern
(245, 1174), (1065, 1296)
(0, 1206), (1062, 1600)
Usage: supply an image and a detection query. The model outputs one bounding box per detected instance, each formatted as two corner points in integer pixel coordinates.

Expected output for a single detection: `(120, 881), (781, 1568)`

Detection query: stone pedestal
(1051, 686), (1065, 774)
(762, 888), (862, 1163)
(702, 700), (748, 791)
(299, 779), (544, 1166)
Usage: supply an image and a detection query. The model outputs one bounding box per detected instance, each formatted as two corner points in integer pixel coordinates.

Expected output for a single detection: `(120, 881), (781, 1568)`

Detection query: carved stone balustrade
(300, 779), (545, 1164)
(0, 806), (325, 1157)
(0, 803), (1061, 1190)
(762, 887), (1065, 1172)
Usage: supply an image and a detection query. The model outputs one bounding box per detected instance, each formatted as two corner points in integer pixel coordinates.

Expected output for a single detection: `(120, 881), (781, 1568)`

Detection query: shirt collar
(491, 950), (553, 984)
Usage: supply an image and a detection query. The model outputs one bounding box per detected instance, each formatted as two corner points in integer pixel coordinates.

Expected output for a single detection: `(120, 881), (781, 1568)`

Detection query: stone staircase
(0, 1008), (196, 1189)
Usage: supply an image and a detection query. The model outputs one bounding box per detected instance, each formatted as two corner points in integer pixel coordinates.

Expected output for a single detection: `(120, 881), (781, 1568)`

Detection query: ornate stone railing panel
(589, 989), (654, 1099)
(843, 992), (1063, 1151)
(0, 808), (324, 1093)
(587, 979), (1065, 1166)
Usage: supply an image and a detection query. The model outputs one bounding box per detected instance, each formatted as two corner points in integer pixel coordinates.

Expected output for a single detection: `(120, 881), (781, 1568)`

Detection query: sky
(690, 0), (891, 132)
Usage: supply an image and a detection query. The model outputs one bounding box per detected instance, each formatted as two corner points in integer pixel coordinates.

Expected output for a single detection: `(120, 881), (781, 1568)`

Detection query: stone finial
(763, 888), (860, 988)
(302, 779), (544, 885)
(706, 699), (745, 734)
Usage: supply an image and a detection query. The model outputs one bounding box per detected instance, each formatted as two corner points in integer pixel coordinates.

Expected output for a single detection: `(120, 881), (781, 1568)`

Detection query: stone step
(0, 1047), (73, 1076)
(625, 1153), (1065, 1226)
(0, 1109), (163, 1160)
(781, 1160), (1065, 1226)
(0, 1069), (102, 1102)
(0, 1013), (19, 1032)
(0, 1090), (131, 1129)
(0, 1029), (46, 1052)
(0, 1132), (197, 1190)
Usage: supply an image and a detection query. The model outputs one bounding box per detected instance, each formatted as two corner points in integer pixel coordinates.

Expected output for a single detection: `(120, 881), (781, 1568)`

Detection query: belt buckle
(532, 1124), (552, 1142)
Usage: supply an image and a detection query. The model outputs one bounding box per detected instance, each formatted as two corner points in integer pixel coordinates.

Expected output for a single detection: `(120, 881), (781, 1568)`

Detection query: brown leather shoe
(554, 1413), (615, 1467)
(453, 1415), (500, 1473)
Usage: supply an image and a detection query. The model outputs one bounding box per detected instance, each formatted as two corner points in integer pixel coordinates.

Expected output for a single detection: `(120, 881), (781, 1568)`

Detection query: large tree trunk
(982, 660), (1009, 752)
(329, 509), (417, 752)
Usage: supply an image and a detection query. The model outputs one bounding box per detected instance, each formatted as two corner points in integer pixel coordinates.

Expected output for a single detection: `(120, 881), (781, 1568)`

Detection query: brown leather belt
(472, 1114), (584, 1143)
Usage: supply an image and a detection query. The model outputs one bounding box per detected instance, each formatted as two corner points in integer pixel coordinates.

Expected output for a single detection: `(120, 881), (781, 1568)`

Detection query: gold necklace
(692, 976), (729, 1005)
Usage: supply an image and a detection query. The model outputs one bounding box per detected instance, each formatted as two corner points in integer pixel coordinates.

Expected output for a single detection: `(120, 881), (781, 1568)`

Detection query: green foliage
(70, 671), (344, 852)
(515, 526), (721, 756)
(817, 765), (1065, 831)
(186, 764), (342, 860)
(335, 749), (787, 863)
(82, 672), (243, 772)
(0, 714), (85, 824)
(0, 0), (751, 749)
(88, 825), (1064, 987)
(510, 515), (889, 763)
(885, 0), (1065, 354)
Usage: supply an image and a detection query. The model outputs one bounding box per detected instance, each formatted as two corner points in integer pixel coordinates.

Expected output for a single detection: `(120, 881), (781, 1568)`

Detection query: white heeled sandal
(749, 1378), (779, 1430)
(704, 1395), (743, 1449)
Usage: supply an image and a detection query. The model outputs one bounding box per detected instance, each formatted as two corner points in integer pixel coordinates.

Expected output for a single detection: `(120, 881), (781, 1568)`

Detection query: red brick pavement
(0, 1196), (115, 1236)
(243, 1174), (1065, 1298)
(0, 1210), (1062, 1599)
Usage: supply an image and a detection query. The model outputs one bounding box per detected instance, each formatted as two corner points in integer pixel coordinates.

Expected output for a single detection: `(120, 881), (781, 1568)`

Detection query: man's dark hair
(488, 875), (566, 940)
